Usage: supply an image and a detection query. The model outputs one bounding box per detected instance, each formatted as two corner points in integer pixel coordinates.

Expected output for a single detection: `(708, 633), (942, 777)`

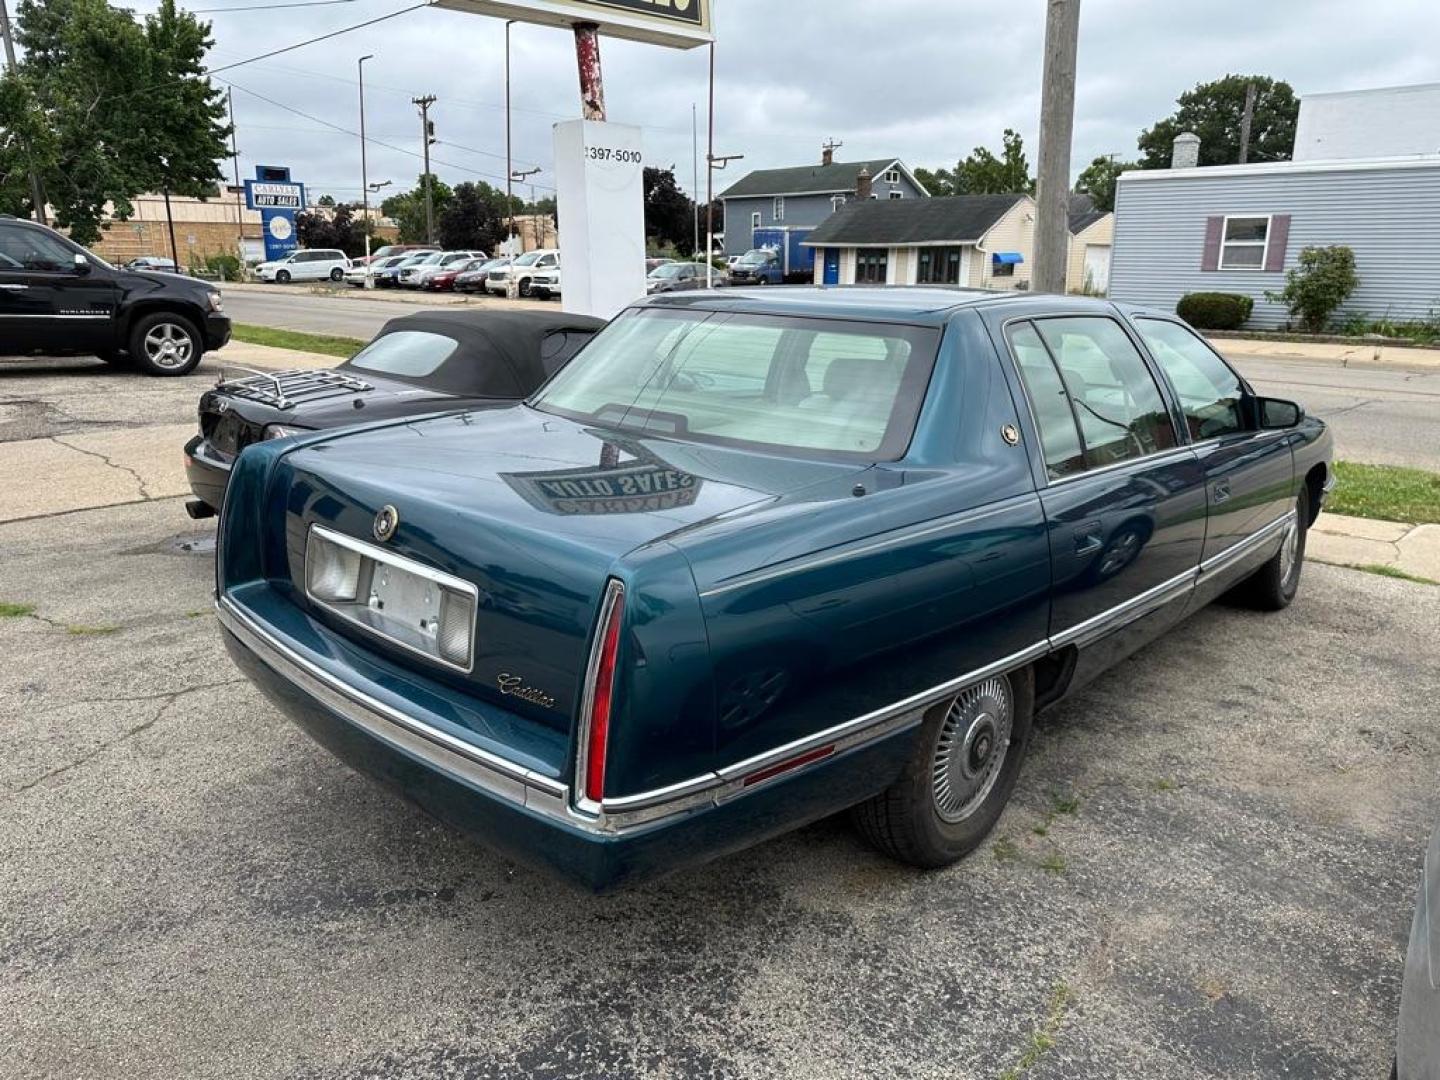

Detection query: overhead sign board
(432, 0), (711, 48)
(244, 180), (306, 211)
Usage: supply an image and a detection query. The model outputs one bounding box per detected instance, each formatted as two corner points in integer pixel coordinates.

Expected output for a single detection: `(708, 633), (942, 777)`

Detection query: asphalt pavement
(219, 285), (1440, 471)
(2, 347), (1438, 1079)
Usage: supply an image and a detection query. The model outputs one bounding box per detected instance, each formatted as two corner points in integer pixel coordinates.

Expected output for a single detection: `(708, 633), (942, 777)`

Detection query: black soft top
(340, 309), (606, 397)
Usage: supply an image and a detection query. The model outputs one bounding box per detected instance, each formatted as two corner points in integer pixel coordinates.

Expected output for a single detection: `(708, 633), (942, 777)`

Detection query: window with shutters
(1219, 216), (1270, 270)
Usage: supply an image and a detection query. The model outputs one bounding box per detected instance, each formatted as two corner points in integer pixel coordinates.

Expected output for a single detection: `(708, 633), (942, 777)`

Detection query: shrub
(1176, 292), (1254, 330)
(1265, 245), (1359, 333)
(204, 253), (242, 280)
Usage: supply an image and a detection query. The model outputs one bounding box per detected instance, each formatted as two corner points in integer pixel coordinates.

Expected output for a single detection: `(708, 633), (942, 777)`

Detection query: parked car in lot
(369, 251), (436, 288)
(0, 213), (229, 375)
(256, 248), (351, 284)
(344, 253), (407, 287)
(1395, 816), (1440, 1079)
(646, 261), (705, 293)
(123, 255), (181, 273)
(216, 288), (1331, 891)
(183, 309), (602, 515)
(400, 250), (487, 289)
(485, 248), (559, 297)
(423, 256), (491, 292)
(530, 266), (561, 299)
(351, 243), (433, 269)
(645, 257), (674, 273)
(455, 257), (508, 293)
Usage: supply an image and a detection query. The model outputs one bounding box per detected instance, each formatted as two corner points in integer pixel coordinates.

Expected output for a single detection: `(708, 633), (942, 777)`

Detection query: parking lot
(3, 353), (1438, 1079)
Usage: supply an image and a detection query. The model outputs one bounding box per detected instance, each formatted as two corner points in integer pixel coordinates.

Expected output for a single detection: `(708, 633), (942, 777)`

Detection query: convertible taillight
(583, 581), (625, 806)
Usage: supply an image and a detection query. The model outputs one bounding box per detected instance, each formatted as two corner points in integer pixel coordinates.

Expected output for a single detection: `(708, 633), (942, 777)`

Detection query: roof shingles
(719, 158), (902, 199)
(803, 194), (1026, 247)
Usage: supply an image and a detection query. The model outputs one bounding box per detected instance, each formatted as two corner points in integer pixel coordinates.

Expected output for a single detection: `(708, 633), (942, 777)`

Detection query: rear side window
(1032, 317), (1178, 469)
(1134, 318), (1247, 439)
(346, 330), (458, 378)
(1007, 322), (1086, 479)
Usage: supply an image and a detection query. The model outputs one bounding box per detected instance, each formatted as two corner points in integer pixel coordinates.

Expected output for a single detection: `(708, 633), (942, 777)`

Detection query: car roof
(634, 286), (1170, 325)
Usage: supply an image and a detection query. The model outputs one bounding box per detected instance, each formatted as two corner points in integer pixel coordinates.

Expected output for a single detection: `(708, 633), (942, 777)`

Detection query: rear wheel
(128, 312), (202, 377)
(853, 666), (1034, 868)
(1231, 486), (1309, 611)
(275, 269), (291, 284)
(329, 266), (344, 281)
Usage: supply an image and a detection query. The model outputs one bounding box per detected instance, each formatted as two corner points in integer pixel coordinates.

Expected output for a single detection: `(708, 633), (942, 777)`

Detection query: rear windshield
(345, 330), (458, 378)
(531, 309), (940, 460)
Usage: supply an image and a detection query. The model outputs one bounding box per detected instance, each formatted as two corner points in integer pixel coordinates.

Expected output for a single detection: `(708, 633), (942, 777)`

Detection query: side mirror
(1258, 396), (1304, 429)
(73, 253), (91, 275)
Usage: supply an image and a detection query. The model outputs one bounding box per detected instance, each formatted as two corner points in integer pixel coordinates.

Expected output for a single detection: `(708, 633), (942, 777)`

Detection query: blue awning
(992, 252), (1024, 265)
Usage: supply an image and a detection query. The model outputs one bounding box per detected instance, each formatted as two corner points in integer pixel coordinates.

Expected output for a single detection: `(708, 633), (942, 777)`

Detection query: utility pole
(510, 166), (540, 251)
(0, 0), (46, 225)
(412, 94), (437, 243)
(228, 88), (243, 275)
(1031, 0), (1081, 295)
(1238, 82), (1257, 164)
(692, 102), (699, 259)
(704, 43), (743, 287)
(505, 20), (515, 253)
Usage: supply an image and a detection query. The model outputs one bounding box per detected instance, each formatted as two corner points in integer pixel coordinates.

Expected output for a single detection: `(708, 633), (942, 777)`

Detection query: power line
(191, 0), (364, 12)
(207, 1), (430, 75)
(223, 78), (555, 192)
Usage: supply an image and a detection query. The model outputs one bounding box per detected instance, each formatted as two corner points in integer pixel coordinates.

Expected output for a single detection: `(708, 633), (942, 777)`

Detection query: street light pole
(510, 166), (540, 252)
(704, 42), (742, 289)
(505, 19), (515, 252)
(0, 0), (46, 224)
(359, 53), (374, 287)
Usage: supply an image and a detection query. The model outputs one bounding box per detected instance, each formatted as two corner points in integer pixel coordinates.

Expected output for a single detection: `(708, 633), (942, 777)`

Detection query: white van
(256, 249), (351, 284)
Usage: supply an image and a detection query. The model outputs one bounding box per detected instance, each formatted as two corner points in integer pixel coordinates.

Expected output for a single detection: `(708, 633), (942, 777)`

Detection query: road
(221, 286), (1440, 471)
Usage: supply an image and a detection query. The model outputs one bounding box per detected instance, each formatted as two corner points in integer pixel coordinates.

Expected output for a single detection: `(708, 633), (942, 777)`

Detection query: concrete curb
(1208, 335), (1440, 369)
(1307, 511), (1440, 583)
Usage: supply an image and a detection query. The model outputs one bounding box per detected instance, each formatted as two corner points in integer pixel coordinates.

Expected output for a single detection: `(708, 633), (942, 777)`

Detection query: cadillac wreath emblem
(373, 505), (400, 543)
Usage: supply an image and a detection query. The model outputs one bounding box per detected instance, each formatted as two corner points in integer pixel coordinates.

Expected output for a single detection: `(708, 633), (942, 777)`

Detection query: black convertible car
(182, 309), (604, 516)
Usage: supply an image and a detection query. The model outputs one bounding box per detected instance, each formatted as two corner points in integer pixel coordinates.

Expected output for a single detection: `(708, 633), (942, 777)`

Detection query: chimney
(822, 144), (834, 166)
(855, 165), (873, 200)
(1171, 132), (1201, 169)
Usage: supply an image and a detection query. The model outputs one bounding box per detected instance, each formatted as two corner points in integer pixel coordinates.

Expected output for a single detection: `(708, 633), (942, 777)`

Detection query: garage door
(1083, 244), (1111, 294)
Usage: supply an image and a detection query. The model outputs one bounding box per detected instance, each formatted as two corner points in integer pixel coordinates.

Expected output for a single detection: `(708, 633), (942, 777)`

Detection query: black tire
(329, 266), (344, 281)
(275, 269), (291, 284)
(127, 311), (203, 377)
(853, 666), (1035, 868)
(518, 277), (532, 298)
(1230, 486), (1309, 611)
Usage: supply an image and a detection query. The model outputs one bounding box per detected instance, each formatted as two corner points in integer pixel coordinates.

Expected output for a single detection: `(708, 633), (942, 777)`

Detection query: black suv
(0, 214), (230, 376)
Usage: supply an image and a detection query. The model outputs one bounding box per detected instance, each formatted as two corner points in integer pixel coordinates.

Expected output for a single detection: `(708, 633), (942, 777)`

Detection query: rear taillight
(582, 581), (625, 807)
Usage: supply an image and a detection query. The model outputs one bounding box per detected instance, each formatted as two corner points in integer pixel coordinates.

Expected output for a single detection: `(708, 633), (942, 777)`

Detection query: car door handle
(1212, 479), (1232, 504)
(1074, 521), (1104, 557)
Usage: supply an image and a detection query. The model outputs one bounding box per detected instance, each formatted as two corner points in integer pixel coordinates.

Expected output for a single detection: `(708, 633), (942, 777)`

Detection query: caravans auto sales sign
(576, 0), (703, 25)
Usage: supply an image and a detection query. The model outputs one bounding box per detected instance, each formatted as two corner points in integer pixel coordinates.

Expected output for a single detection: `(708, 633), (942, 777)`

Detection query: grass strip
(0, 601), (36, 617)
(1327, 462), (1440, 525)
(1347, 564), (1439, 587)
(1000, 983), (1073, 1080)
(230, 324), (365, 359)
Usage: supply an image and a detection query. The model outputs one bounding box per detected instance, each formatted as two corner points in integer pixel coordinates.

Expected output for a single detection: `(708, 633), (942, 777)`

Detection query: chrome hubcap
(932, 676), (1012, 823)
(1279, 519), (1299, 582)
(143, 323), (193, 369)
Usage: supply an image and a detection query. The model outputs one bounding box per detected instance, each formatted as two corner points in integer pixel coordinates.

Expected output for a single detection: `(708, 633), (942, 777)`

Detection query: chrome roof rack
(214, 368), (374, 410)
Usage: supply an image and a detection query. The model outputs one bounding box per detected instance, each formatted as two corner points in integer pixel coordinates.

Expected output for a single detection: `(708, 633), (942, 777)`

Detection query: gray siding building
(1111, 156), (1440, 329)
(719, 154), (927, 257)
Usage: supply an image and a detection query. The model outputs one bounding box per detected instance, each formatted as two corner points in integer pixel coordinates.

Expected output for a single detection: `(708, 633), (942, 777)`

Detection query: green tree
(1138, 75), (1298, 169)
(0, 0), (231, 243)
(296, 203), (368, 257)
(1073, 155), (1136, 212)
(0, 73), (56, 216)
(1265, 246), (1359, 333)
(316, 194), (336, 207)
(958, 129), (1033, 194)
(381, 174), (453, 244)
(437, 181), (508, 252)
(643, 166), (696, 256)
(912, 166), (957, 197)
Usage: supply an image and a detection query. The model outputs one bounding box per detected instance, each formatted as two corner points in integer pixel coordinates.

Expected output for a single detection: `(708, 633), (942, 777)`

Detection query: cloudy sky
(115, 0), (1440, 204)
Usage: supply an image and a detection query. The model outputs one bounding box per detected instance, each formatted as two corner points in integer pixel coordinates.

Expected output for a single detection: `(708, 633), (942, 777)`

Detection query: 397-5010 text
(584, 146), (642, 163)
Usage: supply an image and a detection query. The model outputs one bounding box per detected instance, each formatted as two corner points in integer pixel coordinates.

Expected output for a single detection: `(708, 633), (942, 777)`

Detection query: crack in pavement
(0, 492), (186, 527)
(6, 677), (247, 796)
(49, 434), (153, 500)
